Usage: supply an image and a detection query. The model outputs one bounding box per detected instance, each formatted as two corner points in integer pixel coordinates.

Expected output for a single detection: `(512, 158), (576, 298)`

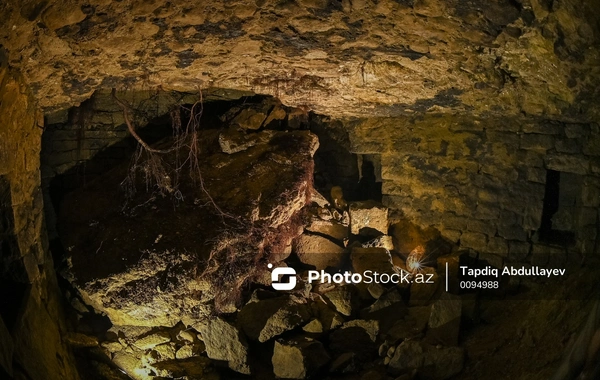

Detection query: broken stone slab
(64, 332), (99, 347)
(309, 189), (330, 208)
(218, 128), (275, 154)
(175, 345), (195, 360)
(100, 341), (124, 354)
(272, 338), (330, 379)
(263, 106), (287, 129)
(176, 329), (197, 343)
(231, 108), (267, 130)
(151, 357), (216, 379)
(425, 292), (462, 346)
(194, 317), (250, 375)
(310, 297), (344, 331)
(305, 218), (349, 242)
(237, 296), (311, 342)
(302, 319), (324, 334)
(294, 234), (347, 270)
(132, 331), (171, 350)
(349, 200), (389, 236)
(113, 351), (150, 380)
(329, 320), (379, 356)
(151, 343), (177, 362)
(323, 286), (357, 317)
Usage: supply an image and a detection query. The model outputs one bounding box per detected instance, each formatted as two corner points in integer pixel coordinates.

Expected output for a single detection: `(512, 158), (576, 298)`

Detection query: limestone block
(175, 345), (195, 360)
(556, 139), (581, 154)
(195, 318), (250, 374)
(460, 231), (488, 252)
(520, 134), (555, 151)
(133, 331), (171, 350)
(294, 234), (346, 270)
(305, 219), (348, 241)
(218, 129), (275, 154)
(302, 319), (323, 333)
(231, 108), (267, 130)
(349, 201), (389, 235)
(545, 154), (589, 175)
(272, 338), (330, 379)
(323, 286), (356, 316)
(238, 297), (311, 342)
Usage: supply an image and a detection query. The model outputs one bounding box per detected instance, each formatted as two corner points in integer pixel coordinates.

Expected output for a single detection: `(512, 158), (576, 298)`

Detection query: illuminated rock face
(1, 0), (599, 120)
(0, 66), (80, 379)
(58, 127), (318, 326)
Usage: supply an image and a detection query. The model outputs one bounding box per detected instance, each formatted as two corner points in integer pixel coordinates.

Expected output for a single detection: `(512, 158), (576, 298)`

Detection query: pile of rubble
(57, 99), (469, 379)
(64, 184), (468, 379)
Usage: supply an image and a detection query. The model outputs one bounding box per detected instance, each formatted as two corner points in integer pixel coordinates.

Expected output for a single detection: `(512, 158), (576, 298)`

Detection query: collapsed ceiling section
(1, 0), (599, 119)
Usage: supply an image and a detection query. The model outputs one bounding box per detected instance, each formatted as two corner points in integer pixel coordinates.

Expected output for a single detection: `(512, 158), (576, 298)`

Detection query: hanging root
(112, 87), (232, 219)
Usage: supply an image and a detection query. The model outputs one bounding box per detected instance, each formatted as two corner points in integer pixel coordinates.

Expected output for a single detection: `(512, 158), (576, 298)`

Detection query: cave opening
(539, 169), (577, 246)
(33, 88), (600, 380)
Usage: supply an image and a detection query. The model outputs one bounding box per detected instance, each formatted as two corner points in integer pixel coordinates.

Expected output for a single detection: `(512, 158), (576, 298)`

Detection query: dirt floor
(457, 258), (600, 380)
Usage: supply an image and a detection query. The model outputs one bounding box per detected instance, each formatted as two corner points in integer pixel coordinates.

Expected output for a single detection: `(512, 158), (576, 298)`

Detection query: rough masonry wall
(346, 115), (600, 266)
(0, 62), (79, 379)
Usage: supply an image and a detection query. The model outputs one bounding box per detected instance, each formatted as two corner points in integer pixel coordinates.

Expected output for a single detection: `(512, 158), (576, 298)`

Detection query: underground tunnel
(1, 0), (600, 379)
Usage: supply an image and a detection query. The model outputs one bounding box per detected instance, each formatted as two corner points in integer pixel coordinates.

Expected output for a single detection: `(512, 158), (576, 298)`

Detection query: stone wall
(0, 61), (79, 378)
(42, 89), (203, 185)
(346, 115), (600, 266)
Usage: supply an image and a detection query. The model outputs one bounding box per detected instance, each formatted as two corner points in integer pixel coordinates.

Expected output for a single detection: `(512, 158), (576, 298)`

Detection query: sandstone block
(231, 108), (267, 130)
(195, 318), (250, 374)
(349, 201), (389, 235)
(294, 234), (346, 270)
(460, 231), (487, 252)
(133, 332), (171, 350)
(272, 338), (330, 379)
(238, 297), (311, 342)
(305, 219), (348, 242)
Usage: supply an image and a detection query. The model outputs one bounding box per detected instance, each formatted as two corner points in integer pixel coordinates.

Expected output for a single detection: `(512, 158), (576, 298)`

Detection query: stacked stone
(347, 116), (600, 268)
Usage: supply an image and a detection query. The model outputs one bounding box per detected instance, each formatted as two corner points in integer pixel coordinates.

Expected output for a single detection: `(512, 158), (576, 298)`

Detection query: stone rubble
(52, 99), (552, 379)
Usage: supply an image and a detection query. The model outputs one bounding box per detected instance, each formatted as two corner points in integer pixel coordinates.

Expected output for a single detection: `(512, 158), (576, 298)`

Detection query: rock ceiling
(1, 0), (599, 120)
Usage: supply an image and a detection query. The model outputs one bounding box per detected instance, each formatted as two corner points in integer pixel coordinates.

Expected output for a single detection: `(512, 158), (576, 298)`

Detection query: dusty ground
(458, 258), (600, 380)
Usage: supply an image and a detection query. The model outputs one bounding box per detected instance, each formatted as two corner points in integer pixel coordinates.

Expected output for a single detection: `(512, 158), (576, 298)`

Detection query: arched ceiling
(1, 0), (599, 120)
